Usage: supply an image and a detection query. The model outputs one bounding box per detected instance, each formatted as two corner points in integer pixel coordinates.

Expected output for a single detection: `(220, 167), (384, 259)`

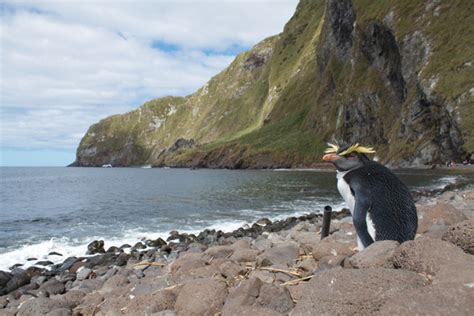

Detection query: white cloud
(0, 0), (298, 153)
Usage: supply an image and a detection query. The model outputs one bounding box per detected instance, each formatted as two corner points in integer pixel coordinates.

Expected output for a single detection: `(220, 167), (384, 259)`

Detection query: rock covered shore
(1, 185), (473, 315)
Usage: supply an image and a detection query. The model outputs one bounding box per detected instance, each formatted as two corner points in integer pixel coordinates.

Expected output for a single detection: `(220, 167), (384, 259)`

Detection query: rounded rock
(86, 240), (105, 255)
(442, 219), (474, 254)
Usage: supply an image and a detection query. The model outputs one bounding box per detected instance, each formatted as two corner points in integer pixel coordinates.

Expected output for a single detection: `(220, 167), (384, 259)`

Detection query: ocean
(0, 167), (460, 271)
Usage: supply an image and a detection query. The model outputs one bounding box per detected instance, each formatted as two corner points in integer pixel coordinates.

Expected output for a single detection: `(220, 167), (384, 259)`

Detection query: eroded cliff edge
(73, 0), (474, 168)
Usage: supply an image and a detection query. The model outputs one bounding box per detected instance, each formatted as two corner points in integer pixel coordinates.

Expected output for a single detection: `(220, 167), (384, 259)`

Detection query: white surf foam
(0, 238), (86, 271)
(432, 175), (458, 189)
(0, 229), (172, 271)
(0, 219), (253, 271)
(0, 199), (347, 272)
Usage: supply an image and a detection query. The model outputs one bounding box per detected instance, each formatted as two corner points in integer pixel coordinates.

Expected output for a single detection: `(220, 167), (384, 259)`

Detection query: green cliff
(74, 0), (474, 168)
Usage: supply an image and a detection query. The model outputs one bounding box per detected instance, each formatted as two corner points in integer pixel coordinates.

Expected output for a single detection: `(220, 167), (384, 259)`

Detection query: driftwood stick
(132, 262), (165, 267)
(260, 267), (302, 278)
(281, 275), (313, 286)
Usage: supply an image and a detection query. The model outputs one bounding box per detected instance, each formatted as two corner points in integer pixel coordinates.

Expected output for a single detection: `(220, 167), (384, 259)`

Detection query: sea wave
(0, 200), (347, 271)
(0, 217), (265, 271)
(431, 175), (458, 189)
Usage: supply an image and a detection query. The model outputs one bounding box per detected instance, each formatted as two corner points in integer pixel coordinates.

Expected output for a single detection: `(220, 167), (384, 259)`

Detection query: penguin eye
(346, 153), (356, 159)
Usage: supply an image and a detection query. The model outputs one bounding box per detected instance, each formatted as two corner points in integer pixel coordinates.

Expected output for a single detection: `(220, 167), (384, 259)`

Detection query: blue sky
(0, 0), (298, 166)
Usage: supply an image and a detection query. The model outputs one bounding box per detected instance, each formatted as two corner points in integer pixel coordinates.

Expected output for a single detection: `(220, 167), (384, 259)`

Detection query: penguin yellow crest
(324, 143), (376, 155)
(324, 143), (339, 154)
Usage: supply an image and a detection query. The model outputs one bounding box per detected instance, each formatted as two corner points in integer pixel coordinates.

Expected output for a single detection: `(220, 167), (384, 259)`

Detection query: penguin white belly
(336, 171), (376, 250)
(337, 171), (355, 213)
(367, 215), (376, 241)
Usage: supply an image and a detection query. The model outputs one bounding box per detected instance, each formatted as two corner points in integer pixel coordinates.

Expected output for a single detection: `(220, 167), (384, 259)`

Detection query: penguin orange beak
(322, 153), (340, 162)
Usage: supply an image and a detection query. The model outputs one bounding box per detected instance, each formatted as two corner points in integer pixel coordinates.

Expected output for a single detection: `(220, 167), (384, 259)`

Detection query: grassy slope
(76, 0), (473, 167)
(167, 0), (328, 166)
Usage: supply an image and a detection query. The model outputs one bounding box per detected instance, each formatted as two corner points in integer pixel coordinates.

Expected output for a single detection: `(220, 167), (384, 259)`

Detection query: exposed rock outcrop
(73, 0), (473, 167)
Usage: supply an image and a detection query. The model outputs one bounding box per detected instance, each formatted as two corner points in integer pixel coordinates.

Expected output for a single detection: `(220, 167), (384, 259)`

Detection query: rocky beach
(2, 0), (473, 314)
(0, 177), (473, 316)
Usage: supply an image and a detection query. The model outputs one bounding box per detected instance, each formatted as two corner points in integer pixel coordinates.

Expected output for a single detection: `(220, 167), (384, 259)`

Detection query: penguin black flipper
(350, 179), (375, 248)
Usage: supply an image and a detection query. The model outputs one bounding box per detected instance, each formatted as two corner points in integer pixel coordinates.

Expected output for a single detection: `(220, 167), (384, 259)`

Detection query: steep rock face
(74, 0), (473, 167)
(309, 0), (472, 166)
(317, 0), (355, 68)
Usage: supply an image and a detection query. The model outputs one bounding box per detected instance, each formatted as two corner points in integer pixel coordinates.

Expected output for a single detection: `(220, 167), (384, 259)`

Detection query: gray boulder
(376, 283), (474, 315)
(170, 253), (206, 275)
(17, 297), (68, 316)
(55, 289), (86, 309)
(289, 231), (321, 251)
(393, 237), (474, 283)
(247, 270), (275, 284)
(174, 279), (228, 316)
(31, 275), (47, 286)
(55, 272), (76, 283)
(74, 278), (104, 293)
(257, 243), (300, 267)
(0, 295), (9, 308)
(71, 292), (104, 315)
(291, 268), (426, 315)
(287, 283), (305, 303)
(229, 248), (260, 262)
(154, 289), (181, 311)
(75, 268), (91, 281)
(84, 253), (119, 268)
(442, 219), (474, 254)
(45, 308), (71, 316)
(86, 240), (105, 255)
(39, 279), (66, 295)
(311, 238), (354, 260)
(349, 240), (399, 268)
(146, 237), (167, 248)
(105, 246), (121, 253)
(203, 245), (234, 259)
(132, 241), (146, 250)
(219, 261), (246, 279)
(295, 258), (319, 275)
(99, 274), (130, 295)
(123, 288), (178, 314)
(257, 283), (295, 314)
(253, 237), (273, 251)
(115, 252), (130, 266)
(6, 267), (42, 294)
(222, 277), (293, 315)
(0, 270), (12, 294)
(417, 203), (467, 233)
(317, 254), (346, 270)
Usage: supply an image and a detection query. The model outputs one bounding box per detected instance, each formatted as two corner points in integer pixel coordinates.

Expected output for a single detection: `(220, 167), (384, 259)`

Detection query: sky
(0, 0), (298, 166)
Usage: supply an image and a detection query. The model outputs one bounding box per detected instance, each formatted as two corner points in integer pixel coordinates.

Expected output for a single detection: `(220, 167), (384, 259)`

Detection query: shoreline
(0, 207), (348, 274)
(64, 164), (474, 172)
(1, 173), (471, 273)
(8, 164), (474, 176)
(1, 181), (473, 314)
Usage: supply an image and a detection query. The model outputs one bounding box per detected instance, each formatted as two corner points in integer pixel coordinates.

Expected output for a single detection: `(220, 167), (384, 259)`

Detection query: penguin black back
(344, 161), (418, 243)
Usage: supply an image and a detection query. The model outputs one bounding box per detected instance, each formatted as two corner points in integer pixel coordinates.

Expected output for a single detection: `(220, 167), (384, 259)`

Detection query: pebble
(76, 268), (92, 281)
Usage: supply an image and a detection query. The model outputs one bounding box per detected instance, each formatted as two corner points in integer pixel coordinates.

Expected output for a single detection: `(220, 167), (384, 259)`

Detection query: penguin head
(322, 143), (375, 172)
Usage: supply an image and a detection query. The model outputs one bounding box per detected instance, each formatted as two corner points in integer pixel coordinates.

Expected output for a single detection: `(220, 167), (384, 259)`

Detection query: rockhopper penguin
(322, 143), (417, 250)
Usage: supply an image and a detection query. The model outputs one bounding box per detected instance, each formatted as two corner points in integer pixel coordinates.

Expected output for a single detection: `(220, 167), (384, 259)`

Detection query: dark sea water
(0, 167), (461, 270)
